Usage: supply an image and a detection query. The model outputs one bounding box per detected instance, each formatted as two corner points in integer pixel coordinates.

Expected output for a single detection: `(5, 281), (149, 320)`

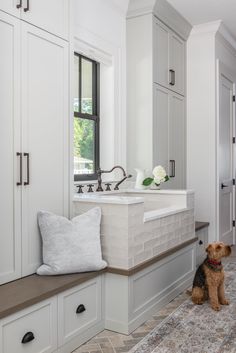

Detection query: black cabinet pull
(16, 0), (22, 9)
(24, 152), (30, 185)
(76, 304), (86, 314)
(21, 331), (35, 344)
(169, 69), (175, 86)
(16, 152), (22, 186)
(169, 160), (175, 178)
(199, 240), (203, 245)
(24, 0), (29, 12)
(221, 183), (228, 189)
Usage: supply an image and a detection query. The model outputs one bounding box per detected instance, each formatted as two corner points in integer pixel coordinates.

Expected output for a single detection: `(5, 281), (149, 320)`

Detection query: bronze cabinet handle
(21, 331), (35, 344)
(24, 0), (29, 12)
(169, 160), (175, 178)
(76, 304), (86, 314)
(169, 69), (175, 86)
(24, 153), (30, 185)
(16, 0), (22, 9)
(16, 152), (22, 186)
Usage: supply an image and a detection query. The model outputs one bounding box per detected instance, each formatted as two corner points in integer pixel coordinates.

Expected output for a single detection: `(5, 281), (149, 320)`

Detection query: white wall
(187, 29), (216, 242)
(187, 22), (236, 242)
(72, 0), (129, 180)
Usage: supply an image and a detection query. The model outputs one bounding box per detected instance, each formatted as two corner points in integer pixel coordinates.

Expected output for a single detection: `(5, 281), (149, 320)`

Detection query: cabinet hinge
(233, 179), (235, 186)
(233, 220), (235, 227)
(233, 137), (236, 144)
(233, 95), (235, 102)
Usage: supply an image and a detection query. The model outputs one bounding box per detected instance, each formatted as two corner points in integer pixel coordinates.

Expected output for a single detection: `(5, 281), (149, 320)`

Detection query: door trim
(216, 60), (236, 244)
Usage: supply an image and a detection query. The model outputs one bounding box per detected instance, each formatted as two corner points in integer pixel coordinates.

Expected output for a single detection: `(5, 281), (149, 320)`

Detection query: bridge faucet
(96, 166), (132, 191)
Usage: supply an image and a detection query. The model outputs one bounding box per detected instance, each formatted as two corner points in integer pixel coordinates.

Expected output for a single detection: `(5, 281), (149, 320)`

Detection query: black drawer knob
(21, 331), (35, 344)
(199, 240), (203, 245)
(76, 304), (86, 314)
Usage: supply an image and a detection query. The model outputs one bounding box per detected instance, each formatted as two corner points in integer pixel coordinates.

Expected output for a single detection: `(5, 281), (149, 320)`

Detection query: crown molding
(190, 20), (222, 36)
(190, 21), (236, 56)
(108, 0), (129, 16)
(127, 0), (192, 40)
(217, 22), (236, 56)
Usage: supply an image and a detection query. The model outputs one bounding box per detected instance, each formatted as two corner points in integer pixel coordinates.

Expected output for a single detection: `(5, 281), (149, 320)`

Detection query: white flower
(153, 165), (167, 181)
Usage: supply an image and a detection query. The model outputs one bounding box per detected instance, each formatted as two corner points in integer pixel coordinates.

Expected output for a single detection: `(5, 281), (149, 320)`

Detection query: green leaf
(143, 177), (154, 186)
(165, 175), (169, 182)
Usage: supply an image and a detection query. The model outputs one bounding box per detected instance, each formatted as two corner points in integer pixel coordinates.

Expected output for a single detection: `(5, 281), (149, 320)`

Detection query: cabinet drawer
(58, 277), (102, 346)
(0, 298), (57, 353)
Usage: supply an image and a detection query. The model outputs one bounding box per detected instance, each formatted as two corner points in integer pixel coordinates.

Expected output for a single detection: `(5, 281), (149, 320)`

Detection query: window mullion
(79, 55), (82, 114)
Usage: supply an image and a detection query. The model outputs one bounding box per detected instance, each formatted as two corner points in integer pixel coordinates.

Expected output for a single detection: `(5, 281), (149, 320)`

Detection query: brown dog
(191, 242), (231, 311)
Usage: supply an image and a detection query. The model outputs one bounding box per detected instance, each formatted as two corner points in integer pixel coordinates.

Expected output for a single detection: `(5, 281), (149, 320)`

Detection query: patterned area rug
(130, 263), (236, 353)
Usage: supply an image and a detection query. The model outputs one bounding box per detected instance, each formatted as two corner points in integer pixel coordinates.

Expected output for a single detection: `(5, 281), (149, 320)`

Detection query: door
(21, 23), (69, 276)
(219, 74), (234, 244)
(153, 84), (169, 174)
(169, 33), (185, 96)
(168, 92), (186, 189)
(0, 12), (21, 284)
(0, 0), (20, 17)
(154, 20), (169, 89)
(21, 0), (69, 40)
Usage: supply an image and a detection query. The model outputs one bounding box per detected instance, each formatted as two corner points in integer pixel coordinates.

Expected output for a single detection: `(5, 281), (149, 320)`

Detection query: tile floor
(73, 246), (236, 353)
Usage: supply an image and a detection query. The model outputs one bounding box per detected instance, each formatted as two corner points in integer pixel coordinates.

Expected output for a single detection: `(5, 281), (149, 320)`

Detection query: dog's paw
(220, 299), (230, 305)
(211, 304), (221, 311)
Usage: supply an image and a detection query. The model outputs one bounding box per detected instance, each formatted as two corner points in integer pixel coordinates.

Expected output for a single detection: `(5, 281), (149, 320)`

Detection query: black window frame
(74, 52), (100, 181)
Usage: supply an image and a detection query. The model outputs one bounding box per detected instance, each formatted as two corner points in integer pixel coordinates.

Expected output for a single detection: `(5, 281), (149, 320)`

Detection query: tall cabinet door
(21, 0), (69, 39)
(169, 34), (185, 96)
(154, 20), (169, 89)
(0, 0), (20, 17)
(168, 92), (186, 189)
(21, 23), (69, 276)
(0, 12), (21, 284)
(153, 85), (169, 173)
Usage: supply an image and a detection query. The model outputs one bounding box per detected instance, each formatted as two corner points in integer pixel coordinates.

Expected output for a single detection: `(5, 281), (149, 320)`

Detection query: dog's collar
(204, 258), (222, 272)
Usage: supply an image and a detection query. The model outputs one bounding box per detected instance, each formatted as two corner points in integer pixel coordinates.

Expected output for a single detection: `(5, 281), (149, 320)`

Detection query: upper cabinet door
(154, 20), (169, 89)
(154, 19), (185, 96)
(0, 0), (21, 17)
(0, 12), (21, 284)
(169, 33), (185, 96)
(21, 22), (69, 276)
(21, 0), (69, 40)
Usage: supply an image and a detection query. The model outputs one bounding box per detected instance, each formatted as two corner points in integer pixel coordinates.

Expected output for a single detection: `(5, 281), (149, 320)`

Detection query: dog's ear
(206, 244), (212, 254)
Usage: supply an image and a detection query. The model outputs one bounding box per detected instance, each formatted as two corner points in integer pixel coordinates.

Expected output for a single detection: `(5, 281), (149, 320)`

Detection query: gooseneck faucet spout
(96, 166), (132, 192)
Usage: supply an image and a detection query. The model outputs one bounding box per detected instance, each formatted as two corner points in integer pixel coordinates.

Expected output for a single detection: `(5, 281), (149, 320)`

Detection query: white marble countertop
(74, 193), (144, 205)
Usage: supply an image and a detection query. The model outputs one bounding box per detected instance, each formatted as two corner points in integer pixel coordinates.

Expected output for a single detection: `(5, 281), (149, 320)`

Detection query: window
(74, 53), (100, 181)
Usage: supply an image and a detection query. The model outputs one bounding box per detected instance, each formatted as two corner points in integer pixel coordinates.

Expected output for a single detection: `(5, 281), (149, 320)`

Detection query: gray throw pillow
(37, 207), (107, 275)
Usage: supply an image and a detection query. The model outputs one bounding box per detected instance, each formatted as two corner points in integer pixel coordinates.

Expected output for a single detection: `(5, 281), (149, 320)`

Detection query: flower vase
(150, 183), (161, 190)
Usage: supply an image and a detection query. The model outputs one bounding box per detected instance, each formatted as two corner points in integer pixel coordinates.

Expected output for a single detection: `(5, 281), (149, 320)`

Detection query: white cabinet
(0, 0), (69, 39)
(154, 85), (186, 189)
(0, 11), (21, 284)
(58, 277), (102, 347)
(0, 12), (69, 283)
(0, 0), (19, 17)
(21, 23), (69, 276)
(154, 19), (185, 96)
(127, 13), (188, 188)
(0, 298), (57, 353)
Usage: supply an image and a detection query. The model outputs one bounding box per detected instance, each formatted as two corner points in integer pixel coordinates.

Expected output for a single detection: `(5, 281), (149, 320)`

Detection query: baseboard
(57, 320), (105, 353)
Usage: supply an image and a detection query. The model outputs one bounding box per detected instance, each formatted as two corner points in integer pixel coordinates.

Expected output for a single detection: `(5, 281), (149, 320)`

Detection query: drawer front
(1, 298), (57, 353)
(58, 277), (102, 346)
